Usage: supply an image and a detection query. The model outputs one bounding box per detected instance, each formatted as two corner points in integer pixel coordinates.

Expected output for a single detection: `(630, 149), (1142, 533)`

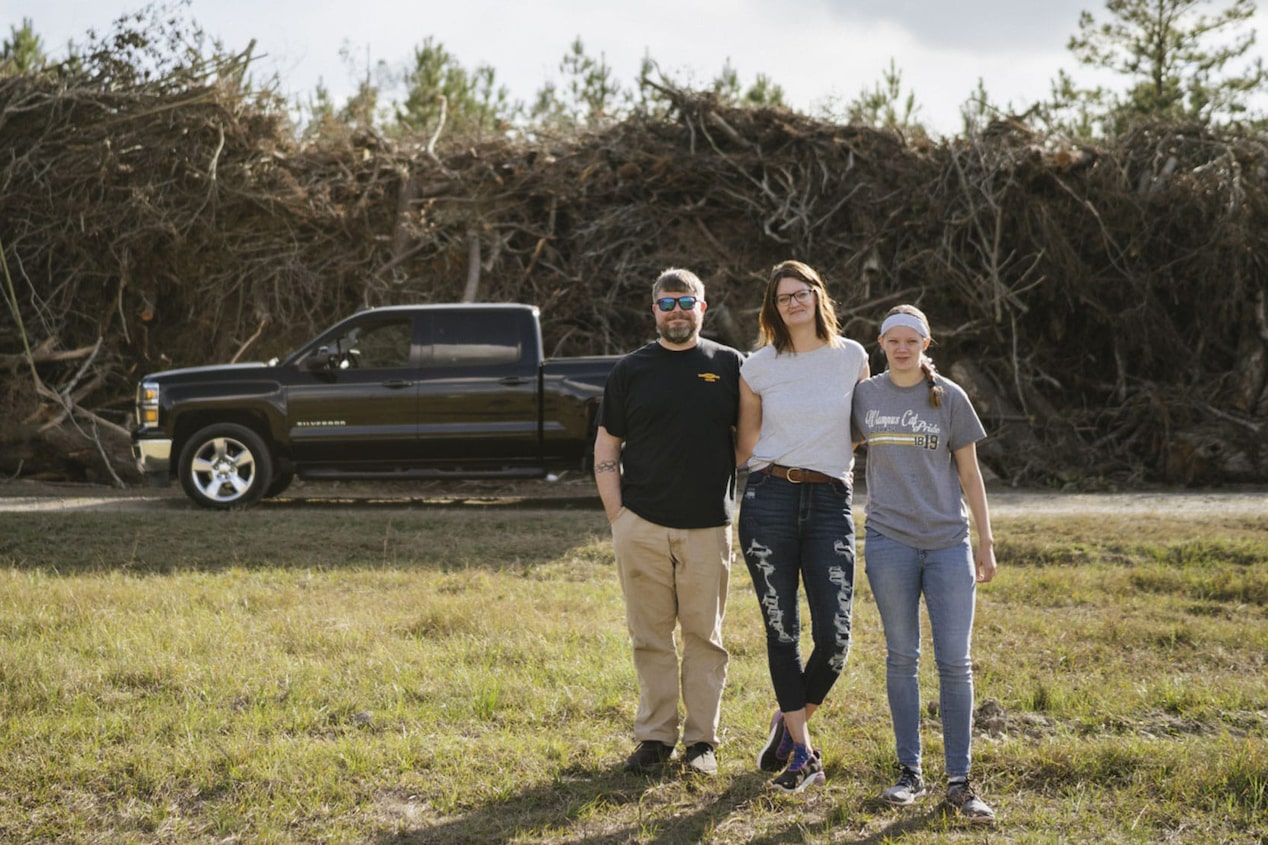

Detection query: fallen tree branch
(0, 342), (100, 370)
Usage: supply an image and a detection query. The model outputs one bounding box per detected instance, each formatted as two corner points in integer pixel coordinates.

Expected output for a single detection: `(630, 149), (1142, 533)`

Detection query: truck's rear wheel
(178, 423), (274, 509)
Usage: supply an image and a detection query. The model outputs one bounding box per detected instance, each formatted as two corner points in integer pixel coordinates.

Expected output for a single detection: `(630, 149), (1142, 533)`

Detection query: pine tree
(1068, 0), (1266, 128)
(0, 18), (47, 76)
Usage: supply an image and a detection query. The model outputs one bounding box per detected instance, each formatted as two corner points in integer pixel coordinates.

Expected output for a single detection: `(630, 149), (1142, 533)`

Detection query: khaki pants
(611, 508), (731, 748)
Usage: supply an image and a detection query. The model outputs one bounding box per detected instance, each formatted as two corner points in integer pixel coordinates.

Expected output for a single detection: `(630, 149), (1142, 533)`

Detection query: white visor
(880, 313), (929, 337)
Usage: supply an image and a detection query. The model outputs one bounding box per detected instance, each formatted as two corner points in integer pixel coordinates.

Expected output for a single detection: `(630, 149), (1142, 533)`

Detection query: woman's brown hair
(757, 260), (841, 353)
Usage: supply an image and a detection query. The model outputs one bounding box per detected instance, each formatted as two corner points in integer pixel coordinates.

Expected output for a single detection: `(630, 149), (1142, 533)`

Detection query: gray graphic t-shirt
(852, 372), (986, 549)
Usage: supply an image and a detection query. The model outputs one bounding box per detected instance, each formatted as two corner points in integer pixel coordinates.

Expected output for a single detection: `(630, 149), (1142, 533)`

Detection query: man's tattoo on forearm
(595, 459), (619, 474)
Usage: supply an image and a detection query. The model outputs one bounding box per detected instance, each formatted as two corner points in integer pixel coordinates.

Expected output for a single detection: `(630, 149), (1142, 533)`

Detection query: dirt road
(1, 477), (1264, 516)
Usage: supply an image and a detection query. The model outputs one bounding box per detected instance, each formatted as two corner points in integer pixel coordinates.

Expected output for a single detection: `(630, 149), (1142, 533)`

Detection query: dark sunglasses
(656, 296), (700, 312)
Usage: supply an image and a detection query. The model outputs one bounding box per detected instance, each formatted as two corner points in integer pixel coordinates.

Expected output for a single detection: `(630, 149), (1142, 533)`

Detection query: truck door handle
(381, 379), (414, 389)
(499, 376), (530, 385)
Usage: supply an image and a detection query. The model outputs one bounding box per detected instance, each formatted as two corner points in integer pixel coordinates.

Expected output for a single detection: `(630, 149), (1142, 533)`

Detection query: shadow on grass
(373, 762), (775, 845)
(372, 766), (964, 844)
(838, 798), (962, 844)
(0, 499), (610, 575)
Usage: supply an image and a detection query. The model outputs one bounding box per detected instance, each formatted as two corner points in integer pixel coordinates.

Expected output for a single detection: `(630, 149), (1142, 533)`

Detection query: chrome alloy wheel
(188, 435), (259, 504)
(178, 423), (273, 508)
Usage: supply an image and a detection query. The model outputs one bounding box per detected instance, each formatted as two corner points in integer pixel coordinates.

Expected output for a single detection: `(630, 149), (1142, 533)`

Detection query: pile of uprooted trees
(2, 59), (1266, 488)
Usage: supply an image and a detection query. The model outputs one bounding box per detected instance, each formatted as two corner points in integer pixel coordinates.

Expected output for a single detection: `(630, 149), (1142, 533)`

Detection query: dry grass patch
(0, 504), (1264, 843)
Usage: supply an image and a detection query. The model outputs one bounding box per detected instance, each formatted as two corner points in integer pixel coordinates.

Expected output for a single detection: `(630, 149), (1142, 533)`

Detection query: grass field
(0, 493), (1265, 843)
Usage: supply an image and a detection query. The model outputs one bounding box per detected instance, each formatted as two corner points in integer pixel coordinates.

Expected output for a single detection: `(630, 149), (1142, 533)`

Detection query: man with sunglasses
(595, 267), (744, 777)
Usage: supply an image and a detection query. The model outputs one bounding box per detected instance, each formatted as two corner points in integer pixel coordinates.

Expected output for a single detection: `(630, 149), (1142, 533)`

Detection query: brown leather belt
(764, 464), (837, 484)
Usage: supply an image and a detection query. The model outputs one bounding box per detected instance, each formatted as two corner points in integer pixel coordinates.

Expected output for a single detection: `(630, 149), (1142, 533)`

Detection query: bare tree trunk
(391, 166), (419, 261)
(462, 228), (481, 302)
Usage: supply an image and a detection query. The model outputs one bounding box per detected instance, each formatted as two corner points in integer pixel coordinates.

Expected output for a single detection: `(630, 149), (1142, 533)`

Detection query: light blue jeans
(863, 527), (976, 778)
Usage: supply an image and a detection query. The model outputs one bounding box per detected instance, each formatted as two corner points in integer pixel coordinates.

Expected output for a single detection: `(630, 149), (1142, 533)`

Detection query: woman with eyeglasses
(735, 259), (869, 792)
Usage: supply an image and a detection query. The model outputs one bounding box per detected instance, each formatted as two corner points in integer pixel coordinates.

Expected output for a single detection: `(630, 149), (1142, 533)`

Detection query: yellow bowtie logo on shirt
(697, 372), (721, 383)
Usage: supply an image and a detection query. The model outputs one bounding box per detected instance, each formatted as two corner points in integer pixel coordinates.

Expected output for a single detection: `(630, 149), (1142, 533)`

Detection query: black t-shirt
(597, 338), (744, 528)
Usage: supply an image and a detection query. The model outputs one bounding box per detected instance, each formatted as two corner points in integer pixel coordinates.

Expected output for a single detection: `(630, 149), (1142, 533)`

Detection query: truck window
(325, 318), (413, 369)
(354, 320), (413, 368)
(430, 312), (523, 367)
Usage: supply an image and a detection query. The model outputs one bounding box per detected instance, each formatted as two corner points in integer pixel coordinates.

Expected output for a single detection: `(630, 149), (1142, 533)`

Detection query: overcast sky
(8, 0), (1268, 135)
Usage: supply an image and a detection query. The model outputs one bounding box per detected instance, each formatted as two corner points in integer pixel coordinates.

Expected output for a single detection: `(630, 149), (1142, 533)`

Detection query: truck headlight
(138, 381), (160, 427)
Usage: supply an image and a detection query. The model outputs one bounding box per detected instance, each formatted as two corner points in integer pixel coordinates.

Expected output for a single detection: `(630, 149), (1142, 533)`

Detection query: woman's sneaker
(882, 766), (927, 805)
(946, 779), (996, 825)
(757, 709), (793, 772)
(770, 746), (825, 793)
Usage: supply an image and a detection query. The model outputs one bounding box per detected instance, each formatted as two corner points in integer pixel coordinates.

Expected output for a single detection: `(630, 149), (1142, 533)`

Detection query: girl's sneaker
(770, 745), (825, 793)
(882, 766), (927, 805)
(946, 779), (996, 825)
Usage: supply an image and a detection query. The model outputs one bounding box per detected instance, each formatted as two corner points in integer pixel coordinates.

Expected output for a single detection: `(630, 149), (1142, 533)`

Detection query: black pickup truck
(131, 303), (619, 508)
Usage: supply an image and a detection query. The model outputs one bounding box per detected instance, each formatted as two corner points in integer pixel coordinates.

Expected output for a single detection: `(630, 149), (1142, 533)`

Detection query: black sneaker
(683, 742), (717, 776)
(757, 709), (791, 773)
(946, 779), (996, 825)
(770, 746), (825, 793)
(882, 766), (927, 805)
(624, 740), (673, 773)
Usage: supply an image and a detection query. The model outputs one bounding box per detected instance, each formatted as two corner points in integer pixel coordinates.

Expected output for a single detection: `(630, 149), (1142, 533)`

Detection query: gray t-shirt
(741, 337), (869, 481)
(852, 372), (986, 549)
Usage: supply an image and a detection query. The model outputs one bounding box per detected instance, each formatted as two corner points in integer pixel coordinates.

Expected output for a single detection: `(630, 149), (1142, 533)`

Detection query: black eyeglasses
(776, 289), (815, 307)
(656, 296), (700, 312)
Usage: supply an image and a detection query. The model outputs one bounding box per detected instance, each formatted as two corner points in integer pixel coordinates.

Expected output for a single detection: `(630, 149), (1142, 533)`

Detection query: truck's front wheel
(264, 470), (294, 499)
(178, 423), (274, 509)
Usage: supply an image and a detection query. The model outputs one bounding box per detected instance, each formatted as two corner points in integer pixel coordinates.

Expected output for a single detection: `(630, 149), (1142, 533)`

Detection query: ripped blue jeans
(738, 469), (856, 712)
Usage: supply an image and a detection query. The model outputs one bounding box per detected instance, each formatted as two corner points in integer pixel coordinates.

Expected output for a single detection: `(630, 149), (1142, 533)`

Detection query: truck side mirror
(303, 347), (334, 372)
